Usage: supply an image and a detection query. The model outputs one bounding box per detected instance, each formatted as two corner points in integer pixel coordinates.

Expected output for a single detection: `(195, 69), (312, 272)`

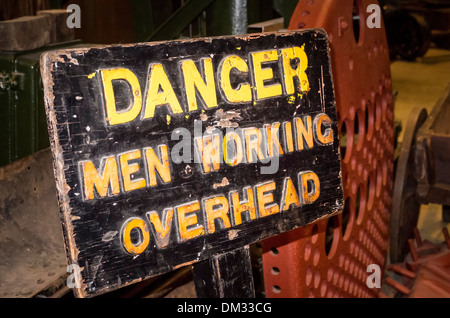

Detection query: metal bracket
(0, 72), (25, 91)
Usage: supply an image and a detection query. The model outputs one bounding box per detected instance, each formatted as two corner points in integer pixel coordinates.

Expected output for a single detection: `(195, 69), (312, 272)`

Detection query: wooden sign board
(40, 29), (344, 297)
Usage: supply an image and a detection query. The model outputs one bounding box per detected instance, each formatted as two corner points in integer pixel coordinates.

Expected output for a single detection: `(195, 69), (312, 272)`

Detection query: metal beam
(146, 0), (215, 42)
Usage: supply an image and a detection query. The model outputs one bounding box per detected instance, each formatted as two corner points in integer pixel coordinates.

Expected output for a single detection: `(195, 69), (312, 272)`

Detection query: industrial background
(0, 0), (449, 298)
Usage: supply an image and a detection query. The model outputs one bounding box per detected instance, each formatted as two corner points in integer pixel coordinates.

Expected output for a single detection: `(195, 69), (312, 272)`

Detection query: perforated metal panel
(262, 0), (395, 298)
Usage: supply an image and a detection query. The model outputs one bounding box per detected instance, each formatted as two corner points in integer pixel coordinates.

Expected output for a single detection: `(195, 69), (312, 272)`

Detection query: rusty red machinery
(262, 0), (395, 297)
(383, 227), (450, 297)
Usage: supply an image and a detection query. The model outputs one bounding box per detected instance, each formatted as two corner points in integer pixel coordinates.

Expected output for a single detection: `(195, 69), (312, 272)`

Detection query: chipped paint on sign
(40, 30), (343, 297)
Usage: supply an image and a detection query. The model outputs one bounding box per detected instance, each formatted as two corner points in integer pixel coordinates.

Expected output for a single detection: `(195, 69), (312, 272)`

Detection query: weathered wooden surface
(0, 9), (75, 51)
(192, 245), (255, 297)
(0, 15), (52, 51)
(37, 10), (75, 44)
(40, 30), (343, 297)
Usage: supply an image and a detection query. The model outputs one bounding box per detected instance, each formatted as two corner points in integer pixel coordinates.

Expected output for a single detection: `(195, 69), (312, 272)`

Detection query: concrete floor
(391, 46), (450, 245)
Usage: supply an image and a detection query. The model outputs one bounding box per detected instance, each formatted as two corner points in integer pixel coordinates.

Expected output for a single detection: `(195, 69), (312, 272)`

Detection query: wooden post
(192, 245), (255, 298)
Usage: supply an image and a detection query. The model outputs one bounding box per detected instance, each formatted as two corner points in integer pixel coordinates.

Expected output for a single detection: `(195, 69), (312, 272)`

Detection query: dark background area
(0, 0), (299, 44)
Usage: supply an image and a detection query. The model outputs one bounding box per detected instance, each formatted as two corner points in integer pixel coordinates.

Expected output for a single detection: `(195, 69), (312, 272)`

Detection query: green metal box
(0, 41), (82, 167)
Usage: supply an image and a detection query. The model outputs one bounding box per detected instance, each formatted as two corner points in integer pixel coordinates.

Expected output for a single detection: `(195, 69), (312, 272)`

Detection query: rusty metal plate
(0, 148), (67, 297)
(262, 0), (395, 298)
(40, 30), (344, 297)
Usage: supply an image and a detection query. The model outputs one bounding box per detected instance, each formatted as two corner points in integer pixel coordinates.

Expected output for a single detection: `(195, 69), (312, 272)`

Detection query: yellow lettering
(80, 157), (120, 200)
(256, 181), (279, 217)
(176, 201), (204, 241)
(146, 208), (174, 248)
(195, 134), (221, 173)
(182, 58), (218, 112)
(219, 55), (252, 103)
(294, 116), (314, 150)
(251, 50), (282, 100)
(280, 177), (300, 211)
(144, 145), (172, 186)
(223, 131), (244, 166)
(119, 150), (146, 192)
(121, 218), (150, 255)
(314, 113), (334, 145)
(204, 196), (231, 234)
(100, 68), (142, 125)
(281, 46), (310, 94)
(229, 187), (256, 226)
(298, 171), (320, 204)
(244, 127), (265, 163)
(265, 122), (284, 157)
(144, 64), (183, 118)
(283, 121), (295, 153)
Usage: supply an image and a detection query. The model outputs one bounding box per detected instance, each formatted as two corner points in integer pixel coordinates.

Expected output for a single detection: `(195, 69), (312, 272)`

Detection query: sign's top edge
(40, 28), (328, 59)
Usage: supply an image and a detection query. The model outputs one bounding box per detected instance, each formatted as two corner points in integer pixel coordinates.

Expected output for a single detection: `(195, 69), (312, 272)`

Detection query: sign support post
(192, 245), (255, 298)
